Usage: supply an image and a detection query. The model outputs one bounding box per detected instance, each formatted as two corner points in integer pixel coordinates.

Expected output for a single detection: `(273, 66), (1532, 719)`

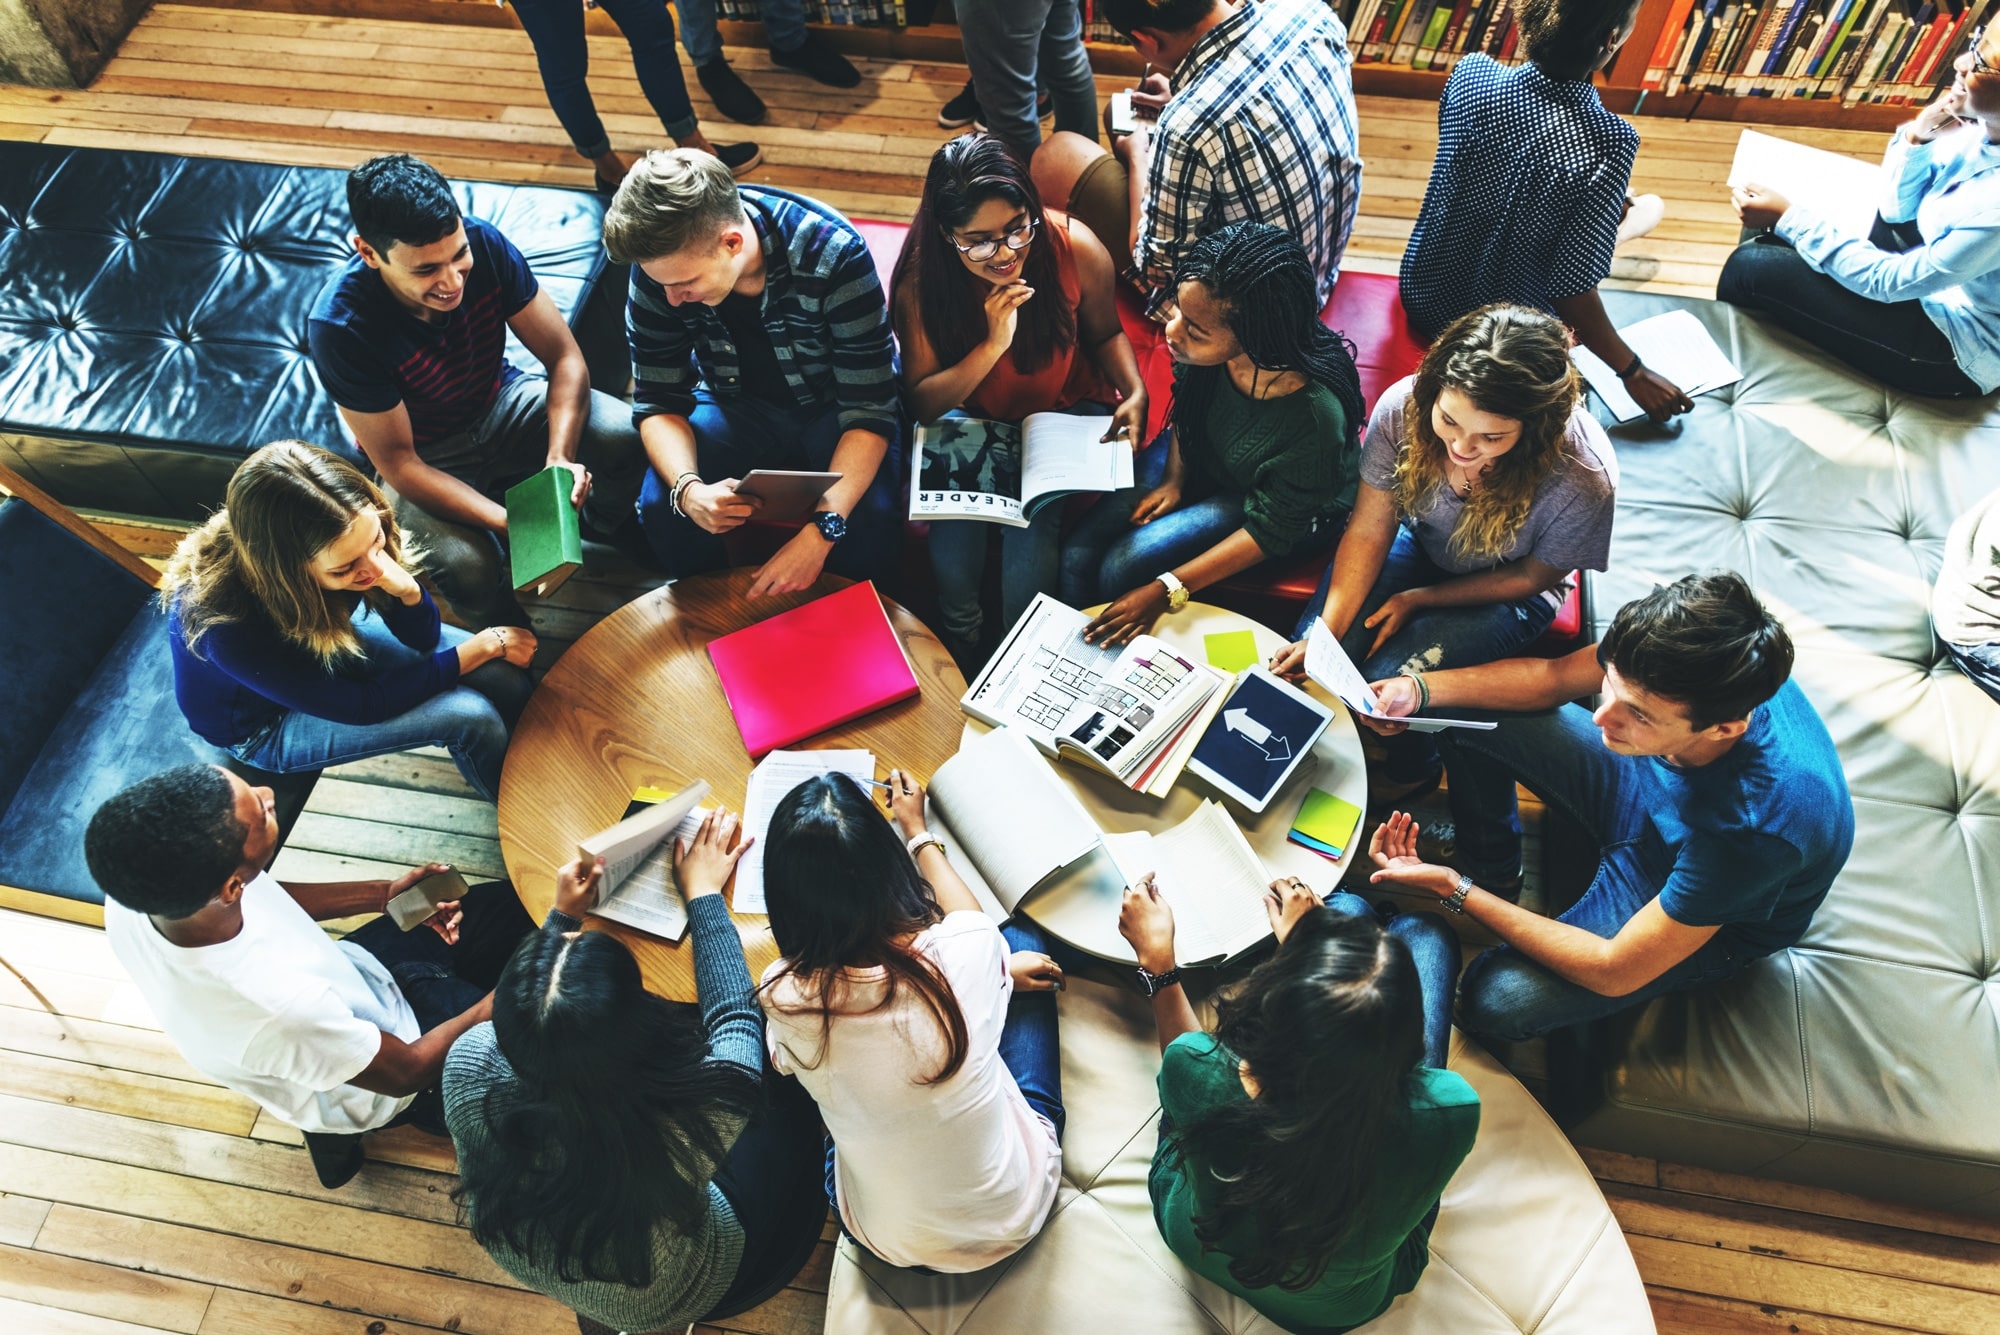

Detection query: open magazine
(576, 780), (712, 941)
(1053, 638), (1224, 790)
(911, 412), (1134, 527)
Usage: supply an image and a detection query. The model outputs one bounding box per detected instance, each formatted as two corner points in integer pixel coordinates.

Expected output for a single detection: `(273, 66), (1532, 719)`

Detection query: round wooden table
(497, 569), (968, 1000)
(973, 601), (1371, 966)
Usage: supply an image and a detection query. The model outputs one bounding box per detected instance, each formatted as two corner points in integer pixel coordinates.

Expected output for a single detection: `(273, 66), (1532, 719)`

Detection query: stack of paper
(1727, 129), (1885, 243)
(1303, 621), (1495, 733)
(732, 749), (876, 914)
(1104, 800), (1273, 965)
(1572, 310), (1744, 423)
(1290, 787), (1363, 862)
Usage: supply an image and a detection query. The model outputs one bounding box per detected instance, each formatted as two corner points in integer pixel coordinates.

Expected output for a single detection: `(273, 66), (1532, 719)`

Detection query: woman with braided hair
(1060, 222), (1367, 646)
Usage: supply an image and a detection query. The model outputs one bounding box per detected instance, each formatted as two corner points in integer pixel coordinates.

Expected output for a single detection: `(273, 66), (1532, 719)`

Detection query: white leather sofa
(825, 975), (1653, 1333)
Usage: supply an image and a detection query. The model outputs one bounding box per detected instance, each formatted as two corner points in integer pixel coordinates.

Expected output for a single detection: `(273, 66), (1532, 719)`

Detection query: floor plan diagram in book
(1054, 638), (1223, 788)
(961, 594), (1121, 752)
(910, 412), (1134, 528)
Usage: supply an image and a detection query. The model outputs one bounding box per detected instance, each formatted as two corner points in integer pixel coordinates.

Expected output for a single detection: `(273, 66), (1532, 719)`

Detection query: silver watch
(1443, 873), (1474, 915)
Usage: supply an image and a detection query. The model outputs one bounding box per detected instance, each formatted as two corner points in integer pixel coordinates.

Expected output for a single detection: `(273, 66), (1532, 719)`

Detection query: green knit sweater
(1183, 376), (1359, 559)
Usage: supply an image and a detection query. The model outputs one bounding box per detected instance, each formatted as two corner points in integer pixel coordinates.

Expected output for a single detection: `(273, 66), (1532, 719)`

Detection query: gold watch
(1156, 571), (1190, 612)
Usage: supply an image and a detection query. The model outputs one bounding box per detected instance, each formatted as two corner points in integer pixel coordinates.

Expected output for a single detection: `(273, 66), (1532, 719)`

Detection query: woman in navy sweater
(162, 441), (535, 802)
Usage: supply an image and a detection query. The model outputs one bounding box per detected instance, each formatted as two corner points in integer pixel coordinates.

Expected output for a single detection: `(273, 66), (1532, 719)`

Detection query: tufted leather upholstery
(0, 143), (623, 521)
(826, 974), (1653, 1333)
(1577, 290), (2000, 1214)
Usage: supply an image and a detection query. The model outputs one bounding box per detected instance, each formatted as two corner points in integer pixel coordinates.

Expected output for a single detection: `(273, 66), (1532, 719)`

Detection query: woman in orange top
(893, 133), (1147, 669)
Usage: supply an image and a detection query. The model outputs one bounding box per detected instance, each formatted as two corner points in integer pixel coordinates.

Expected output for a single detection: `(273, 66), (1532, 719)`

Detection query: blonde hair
(602, 149), (747, 265)
(161, 441), (417, 669)
(1392, 305), (1583, 565)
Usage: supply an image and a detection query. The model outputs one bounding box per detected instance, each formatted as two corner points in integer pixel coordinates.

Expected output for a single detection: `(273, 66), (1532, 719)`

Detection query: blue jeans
(229, 611), (532, 804)
(677, 0), (806, 66)
(1946, 640), (2000, 705)
(511, 0), (698, 153)
(926, 404), (1108, 646)
(1324, 892), (1459, 1073)
(1294, 528), (1558, 783)
(636, 389), (904, 584)
(1059, 435), (1342, 607)
(1438, 705), (1756, 1043)
(955, 0), (1099, 153)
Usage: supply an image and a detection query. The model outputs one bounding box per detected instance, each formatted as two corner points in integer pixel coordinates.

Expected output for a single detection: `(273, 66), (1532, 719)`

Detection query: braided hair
(1168, 223), (1367, 465)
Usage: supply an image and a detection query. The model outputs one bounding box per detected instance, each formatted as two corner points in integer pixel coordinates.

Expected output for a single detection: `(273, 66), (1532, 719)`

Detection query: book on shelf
(577, 781), (712, 942)
(1653, 0), (1986, 103)
(503, 466), (583, 598)
(909, 413), (1134, 528)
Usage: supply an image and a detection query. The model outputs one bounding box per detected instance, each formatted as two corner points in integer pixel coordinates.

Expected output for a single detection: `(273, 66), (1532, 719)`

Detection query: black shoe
(303, 1131), (365, 1189)
(1409, 821), (1525, 901)
(713, 141), (763, 177)
(939, 80), (981, 129)
(698, 57), (767, 125)
(771, 32), (860, 88)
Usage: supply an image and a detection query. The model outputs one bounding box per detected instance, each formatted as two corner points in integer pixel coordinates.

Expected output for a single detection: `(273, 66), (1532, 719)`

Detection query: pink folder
(707, 581), (921, 757)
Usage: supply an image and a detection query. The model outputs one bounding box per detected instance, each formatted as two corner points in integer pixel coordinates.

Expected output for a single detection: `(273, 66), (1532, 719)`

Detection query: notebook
(503, 466), (583, 597)
(706, 581), (921, 757)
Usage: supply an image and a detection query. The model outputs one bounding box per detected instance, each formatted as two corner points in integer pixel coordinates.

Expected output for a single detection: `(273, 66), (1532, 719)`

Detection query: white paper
(591, 806), (707, 941)
(1303, 620), (1495, 732)
(1572, 310), (1744, 424)
(1019, 412), (1136, 501)
(961, 595), (1121, 753)
(733, 749), (876, 914)
(928, 727), (1103, 913)
(1728, 128), (1884, 243)
(1105, 801), (1273, 964)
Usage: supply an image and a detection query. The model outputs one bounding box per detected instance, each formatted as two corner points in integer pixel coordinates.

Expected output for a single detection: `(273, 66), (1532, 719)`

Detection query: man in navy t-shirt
(1361, 572), (1855, 1041)
(309, 154), (645, 628)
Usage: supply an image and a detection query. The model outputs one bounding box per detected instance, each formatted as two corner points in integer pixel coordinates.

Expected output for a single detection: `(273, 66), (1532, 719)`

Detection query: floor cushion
(826, 974), (1653, 1333)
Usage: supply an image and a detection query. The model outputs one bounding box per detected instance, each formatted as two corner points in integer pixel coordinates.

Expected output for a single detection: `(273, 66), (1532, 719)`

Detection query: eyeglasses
(947, 218), (1038, 263)
(1969, 26), (1998, 78)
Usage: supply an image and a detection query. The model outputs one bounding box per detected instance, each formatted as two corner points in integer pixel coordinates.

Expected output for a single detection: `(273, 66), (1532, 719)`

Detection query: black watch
(811, 509), (848, 544)
(1135, 964), (1182, 997)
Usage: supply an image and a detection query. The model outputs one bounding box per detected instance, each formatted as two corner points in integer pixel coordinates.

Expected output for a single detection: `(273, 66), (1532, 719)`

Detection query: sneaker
(302, 1131), (365, 1189)
(1617, 191), (1665, 245)
(713, 141), (763, 177)
(771, 32), (860, 88)
(1410, 821), (1525, 901)
(697, 57), (767, 126)
(938, 80), (981, 129)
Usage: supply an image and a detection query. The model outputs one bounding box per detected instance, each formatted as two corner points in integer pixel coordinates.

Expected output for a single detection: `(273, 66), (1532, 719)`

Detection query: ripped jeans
(1294, 527), (1557, 783)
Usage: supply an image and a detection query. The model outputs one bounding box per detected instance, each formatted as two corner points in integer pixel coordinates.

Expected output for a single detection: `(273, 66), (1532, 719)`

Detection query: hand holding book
(674, 809), (751, 900)
(555, 855), (605, 920)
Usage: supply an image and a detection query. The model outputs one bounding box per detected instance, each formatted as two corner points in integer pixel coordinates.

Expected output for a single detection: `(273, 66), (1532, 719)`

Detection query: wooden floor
(5, 5), (1995, 1333)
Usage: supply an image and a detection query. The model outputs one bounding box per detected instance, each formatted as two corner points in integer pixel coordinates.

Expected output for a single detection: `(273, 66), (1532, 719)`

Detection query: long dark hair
(452, 929), (760, 1287)
(892, 132), (1075, 377)
(1169, 222), (1367, 467)
(759, 775), (970, 1084)
(1171, 906), (1426, 1292)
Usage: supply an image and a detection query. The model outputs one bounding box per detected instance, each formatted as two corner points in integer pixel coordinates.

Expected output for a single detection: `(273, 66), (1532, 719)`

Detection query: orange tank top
(962, 212), (1116, 422)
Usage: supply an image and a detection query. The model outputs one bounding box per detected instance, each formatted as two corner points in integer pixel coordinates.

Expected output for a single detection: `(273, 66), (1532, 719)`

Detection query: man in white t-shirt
(85, 764), (533, 1188)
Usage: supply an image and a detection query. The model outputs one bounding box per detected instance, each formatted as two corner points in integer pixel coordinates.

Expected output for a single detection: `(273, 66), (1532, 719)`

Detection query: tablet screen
(1187, 669), (1332, 811)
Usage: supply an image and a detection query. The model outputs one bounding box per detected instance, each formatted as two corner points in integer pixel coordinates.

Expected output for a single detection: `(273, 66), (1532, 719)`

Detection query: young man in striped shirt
(605, 151), (904, 598)
(1030, 0), (1363, 316)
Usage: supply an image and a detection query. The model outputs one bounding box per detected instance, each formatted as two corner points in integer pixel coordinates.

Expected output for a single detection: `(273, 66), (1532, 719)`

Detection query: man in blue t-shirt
(308, 154), (646, 628)
(1363, 572), (1855, 1040)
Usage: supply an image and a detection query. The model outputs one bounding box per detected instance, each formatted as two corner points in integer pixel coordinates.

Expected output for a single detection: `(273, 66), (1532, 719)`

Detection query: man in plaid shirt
(604, 150), (903, 599)
(1033, 0), (1362, 315)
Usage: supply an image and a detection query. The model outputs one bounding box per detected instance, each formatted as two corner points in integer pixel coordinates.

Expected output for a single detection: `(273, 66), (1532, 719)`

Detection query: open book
(576, 780), (712, 941)
(1053, 637), (1225, 790)
(1572, 310), (1743, 423)
(1304, 620), (1495, 733)
(911, 413), (1134, 527)
(1105, 800), (1273, 966)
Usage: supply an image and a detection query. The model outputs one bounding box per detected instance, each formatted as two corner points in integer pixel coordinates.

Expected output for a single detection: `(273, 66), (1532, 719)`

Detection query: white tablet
(1185, 668), (1333, 813)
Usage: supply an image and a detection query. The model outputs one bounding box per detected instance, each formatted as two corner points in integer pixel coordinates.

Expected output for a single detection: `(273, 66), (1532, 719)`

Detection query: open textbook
(911, 412), (1134, 527)
(1104, 801), (1274, 966)
(1305, 620), (1496, 733)
(1728, 129), (1884, 243)
(1572, 310), (1743, 423)
(733, 748), (876, 914)
(576, 780), (712, 941)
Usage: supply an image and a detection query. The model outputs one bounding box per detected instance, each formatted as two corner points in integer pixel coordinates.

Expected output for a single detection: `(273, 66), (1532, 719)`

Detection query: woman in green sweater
(1118, 875), (1480, 1333)
(1061, 222), (1367, 645)
(442, 813), (825, 1334)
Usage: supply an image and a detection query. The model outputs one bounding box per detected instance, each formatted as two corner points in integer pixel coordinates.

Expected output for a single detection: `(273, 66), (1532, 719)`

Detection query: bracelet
(669, 471), (701, 518)
(905, 830), (944, 860)
(1443, 872), (1474, 915)
(1404, 670), (1430, 711)
(1616, 354), (1644, 381)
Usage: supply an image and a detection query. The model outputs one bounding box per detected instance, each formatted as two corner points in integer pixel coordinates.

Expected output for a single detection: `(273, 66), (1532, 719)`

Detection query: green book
(503, 465), (583, 597)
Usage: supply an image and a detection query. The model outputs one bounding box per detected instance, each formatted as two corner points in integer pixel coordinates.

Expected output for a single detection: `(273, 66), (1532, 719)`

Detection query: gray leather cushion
(1578, 290), (2000, 1213)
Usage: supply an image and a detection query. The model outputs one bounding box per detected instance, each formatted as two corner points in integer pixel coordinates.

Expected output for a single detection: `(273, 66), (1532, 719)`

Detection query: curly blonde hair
(1391, 305), (1582, 565)
(161, 441), (418, 669)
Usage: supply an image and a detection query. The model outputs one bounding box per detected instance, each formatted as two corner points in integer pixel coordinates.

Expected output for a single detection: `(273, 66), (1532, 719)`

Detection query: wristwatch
(1155, 570), (1190, 612)
(1443, 872), (1474, 915)
(1135, 964), (1183, 997)
(906, 829), (944, 859)
(811, 510), (848, 544)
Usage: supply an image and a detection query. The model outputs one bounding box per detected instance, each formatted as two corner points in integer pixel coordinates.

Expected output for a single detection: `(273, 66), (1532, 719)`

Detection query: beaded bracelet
(1403, 671), (1431, 711)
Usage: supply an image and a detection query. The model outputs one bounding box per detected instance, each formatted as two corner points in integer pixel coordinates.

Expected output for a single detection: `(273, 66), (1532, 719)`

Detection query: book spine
(1391, 0), (1439, 63)
(1892, 8), (1949, 102)
(1363, 0), (1404, 59)
(1830, 0), (1895, 97)
(1675, 0), (1728, 93)
(1647, 0), (1703, 88)
(1462, 0), (1496, 56)
(1730, 0), (1791, 95)
(1497, 10), (1521, 58)
(1757, 0), (1814, 94)
(1808, 0), (1866, 93)
(1437, 0), (1478, 70)
(1778, 4), (1828, 94)
(1412, 0), (1456, 68)
(1692, 3), (1740, 89)
(1349, 0), (1384, 58)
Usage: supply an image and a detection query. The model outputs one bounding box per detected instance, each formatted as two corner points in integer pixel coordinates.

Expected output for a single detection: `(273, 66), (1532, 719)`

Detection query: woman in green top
(1061, 222), (1367, 646)
(1118, 874), (1479, 1333)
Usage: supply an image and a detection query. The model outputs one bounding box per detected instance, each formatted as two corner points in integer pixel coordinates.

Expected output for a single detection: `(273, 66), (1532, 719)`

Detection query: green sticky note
(1204, 629), (1259, 673)
(1291, 787), (1363, 856)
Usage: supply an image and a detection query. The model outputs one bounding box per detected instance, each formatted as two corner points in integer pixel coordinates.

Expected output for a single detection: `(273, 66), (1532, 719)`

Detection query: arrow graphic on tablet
(1224, 708), (1291, 761)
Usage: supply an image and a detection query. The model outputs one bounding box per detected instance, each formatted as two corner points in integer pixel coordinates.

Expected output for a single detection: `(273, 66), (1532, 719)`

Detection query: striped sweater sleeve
(816, 228), (901, 440)
(627, 266), (700, 424)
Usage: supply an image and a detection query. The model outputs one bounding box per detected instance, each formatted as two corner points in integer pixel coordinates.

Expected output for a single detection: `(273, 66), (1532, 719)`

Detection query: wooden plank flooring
(3, 6), (1985, 1332)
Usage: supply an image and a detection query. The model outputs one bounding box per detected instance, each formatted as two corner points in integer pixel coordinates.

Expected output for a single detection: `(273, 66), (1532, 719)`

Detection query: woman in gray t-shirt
(1274, 304), (1617, 806)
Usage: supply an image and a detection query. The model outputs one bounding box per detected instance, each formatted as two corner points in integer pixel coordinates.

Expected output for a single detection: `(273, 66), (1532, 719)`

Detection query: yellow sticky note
(1204, 629), (1259, 673)
(1290, 787), (1363, 857)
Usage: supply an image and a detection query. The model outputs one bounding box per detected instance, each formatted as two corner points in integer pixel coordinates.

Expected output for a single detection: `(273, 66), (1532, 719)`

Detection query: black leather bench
(0, 143), (626, 521)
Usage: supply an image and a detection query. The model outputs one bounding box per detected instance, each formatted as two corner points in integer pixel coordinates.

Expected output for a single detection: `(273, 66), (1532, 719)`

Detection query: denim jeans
(926, 404), (1108, 646)
(382, 375), (649, 629)
(676, 0), (806, 66)
(955, 0), (1100, 153)
(1436, 705), (1757, 1043)
(700, 1069), (829, 1321)
(1323, 892), (1460, 1073)
(229, 610), (532, 804)
(1946, 640), (2000, 705)
(1058, 434), (1341, 607)
(636, 388), (904, 584)
(510, 0), (698, 152)
(1294, 527), (1558, 783)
